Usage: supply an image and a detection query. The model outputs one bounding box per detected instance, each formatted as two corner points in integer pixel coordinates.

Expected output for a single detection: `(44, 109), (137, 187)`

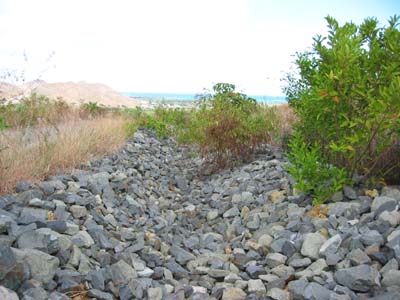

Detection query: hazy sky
(0, 0), (398, 95)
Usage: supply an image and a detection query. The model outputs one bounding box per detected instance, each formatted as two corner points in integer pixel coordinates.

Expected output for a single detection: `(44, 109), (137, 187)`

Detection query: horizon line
(122, 91), (286, 97)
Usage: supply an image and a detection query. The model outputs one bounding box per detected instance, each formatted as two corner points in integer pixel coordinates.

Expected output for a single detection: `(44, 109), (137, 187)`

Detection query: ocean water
(123, 92), (286, 104)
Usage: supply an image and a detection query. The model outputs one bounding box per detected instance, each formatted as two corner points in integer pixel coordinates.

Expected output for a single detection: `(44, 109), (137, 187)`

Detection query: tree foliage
(284, 16), (400, 202)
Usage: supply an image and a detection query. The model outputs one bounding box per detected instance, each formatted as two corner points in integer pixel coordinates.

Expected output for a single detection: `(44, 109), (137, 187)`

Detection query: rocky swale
(0, 129), (399, 300)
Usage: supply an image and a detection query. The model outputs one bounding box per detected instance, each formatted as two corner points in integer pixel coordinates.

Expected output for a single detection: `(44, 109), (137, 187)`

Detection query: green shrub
(136, 107), (192, 139)
(286, 132), (349, 204)
(0, 93), (74, 127)
(284, 15), (400, 196)
(81, 101), (107, 116)
(132, 84), (286, 170)
(183, 83), (280, 169)
(0, 116), (9, 131)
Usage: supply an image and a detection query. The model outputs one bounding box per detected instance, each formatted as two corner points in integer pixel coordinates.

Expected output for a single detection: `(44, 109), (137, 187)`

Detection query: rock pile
(0, 129), (399, 300)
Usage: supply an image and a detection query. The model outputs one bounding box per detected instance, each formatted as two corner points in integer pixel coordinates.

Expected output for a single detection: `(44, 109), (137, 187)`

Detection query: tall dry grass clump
(0, 116), (130, 194)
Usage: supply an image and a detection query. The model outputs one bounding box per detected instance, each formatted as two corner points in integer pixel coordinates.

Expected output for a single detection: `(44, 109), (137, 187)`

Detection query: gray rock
(346, 248), (371, 265)
(368, 292), (400, 300)
(39, 180), (65, 195)
(137, 267), (154, 277)
(222, 287), (246, 300)
(12, 248), (59, 283)
(288, 279), (308, 300)
(208, 269), (230, 278)
(170, 245), (195, 265)
(0, 285), (19, 300)
(28, 198), (44, 207)
(331, 191), (344, 202)
(382, 270), (400, 287)
(166, 260), (189, 279)
(381, 186), (400, 200)
(207, 210), (219, 221)
(387, 230), (400, 260)
(246, 265), (266, 279)
(301, 233), (327, 259)
(22, 286), (48, 300)
(7, 128), (400, 300)
(246, 214), (260, 230)
(15, 180), (33, 193)
(248, 279), (266, 293)
(380, 259), (399, 275)
(258, 234), (273, 247)
(119, 279), (144, 300)
(71, 231), (94, 248)
(223, 206), (240, 218)
(87, 269), (105, 290)
(343, 186), (357, 199)
(0, 245), (16, 280)
(303, 282), (332, 300)
(175, 175), (188, 191)
(69, 205), (87, 218)
(360, 230), (384, 246)
(87, 289), (114, 300)
(335, 264), (380, 292)
(379, 210), (400, 226)
(224, 272), (242, 283)
(289, 257), (312, 268)
(17, 230), (59, 254)
(266, 253), (287, 268)
(88, 229), (112, 250)
(328, 202), (360, 217)
(45, 221), (67, 233)
(48, 292), (69, 300)
(267, 288), (290, 300)
(110, 260), (137, 286)
(147, 287), (163, 300)
(271, 265), (295, 279)
(319, 234), (342, 257)
(371, 196), (397, 212)
(19, 208), (48, 224)
(305, 258), (328, 275)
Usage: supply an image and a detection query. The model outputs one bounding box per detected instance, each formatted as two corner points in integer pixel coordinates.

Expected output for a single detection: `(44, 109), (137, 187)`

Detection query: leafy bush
(284, 15), (400, 199)
(136, 107), (192, 139)
(0, 116), (9, 131)
(132, 84), (288, 170)
(81, 101), (107, 117)
(0, 93), (74, 127)
(286, 132), (349, 204)
(183, 83), (281, 169)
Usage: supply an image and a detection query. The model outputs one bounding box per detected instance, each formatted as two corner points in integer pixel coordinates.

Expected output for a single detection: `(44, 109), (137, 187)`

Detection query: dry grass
(274, 103), (296, 134)
(0, 116), (130, 194)
(258, 103), (296, 148)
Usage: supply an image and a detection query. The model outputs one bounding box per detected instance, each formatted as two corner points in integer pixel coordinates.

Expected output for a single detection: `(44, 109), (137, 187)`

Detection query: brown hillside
(0, 81), (141, 108)
(0, 82), (23, 100)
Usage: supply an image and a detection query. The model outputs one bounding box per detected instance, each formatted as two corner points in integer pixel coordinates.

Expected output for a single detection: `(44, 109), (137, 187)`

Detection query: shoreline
(128, 96), (287, 110)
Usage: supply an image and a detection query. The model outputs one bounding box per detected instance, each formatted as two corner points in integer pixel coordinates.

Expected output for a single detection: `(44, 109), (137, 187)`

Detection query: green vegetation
(0, 116), (9, 131)
(286, 132), (349, 204)
(284, 15), (400, 203)
(2, 15), (398, 204)
(183, 83), (282, 168)
(135, 83), (289, 169)
(0, 93), (138, 194)
(81, 101), (108, 116)
(0, 93), (73, 127)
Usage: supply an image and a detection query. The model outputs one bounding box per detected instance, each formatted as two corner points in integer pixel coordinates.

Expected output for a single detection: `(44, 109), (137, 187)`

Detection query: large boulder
(335, 264), (380, 292)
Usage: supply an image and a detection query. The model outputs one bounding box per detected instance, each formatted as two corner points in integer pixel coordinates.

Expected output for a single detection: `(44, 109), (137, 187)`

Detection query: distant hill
(0, 81), (141, 108)
(0, 82), (23, 100)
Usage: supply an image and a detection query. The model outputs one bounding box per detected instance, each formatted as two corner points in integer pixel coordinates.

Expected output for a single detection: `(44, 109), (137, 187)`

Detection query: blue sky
(0, 0), (399, 95)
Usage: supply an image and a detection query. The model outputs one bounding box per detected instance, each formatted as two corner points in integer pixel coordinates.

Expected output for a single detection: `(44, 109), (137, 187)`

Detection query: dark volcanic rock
(0, 129), (399, 299)
(335, 264), (381, 292)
